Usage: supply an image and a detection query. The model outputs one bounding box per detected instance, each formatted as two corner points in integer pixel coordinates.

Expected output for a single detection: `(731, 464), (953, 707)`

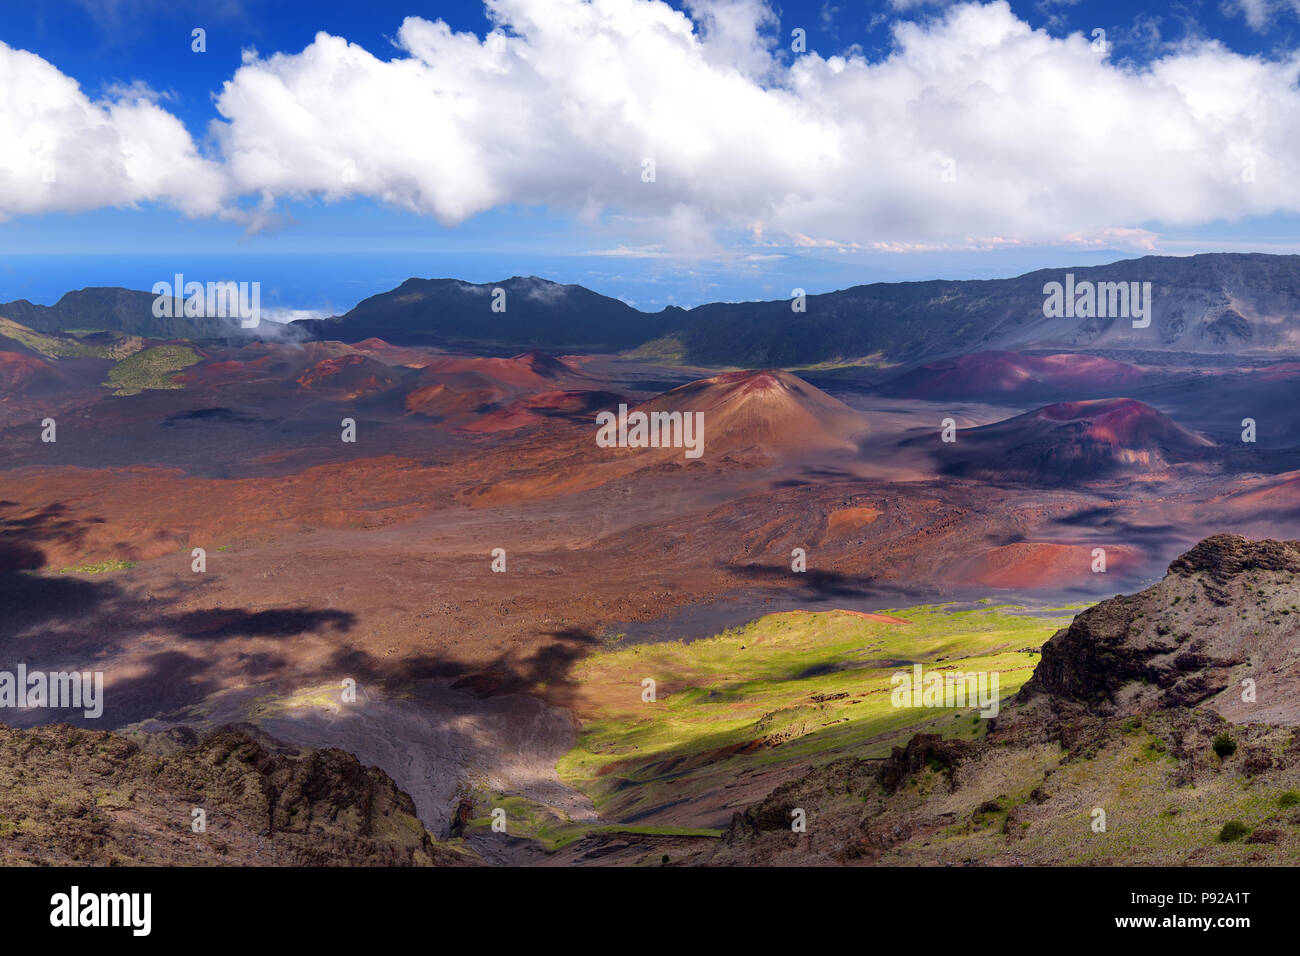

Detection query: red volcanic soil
(1221, 470), (1300, 512)
(0, 350), (61, 393)
(456, 370), (866, 507)
(512, 350), (577, 378)
(636, 369), (866, 456)
(296, 353), (403, 398)
(953, 541), (1141, 589)
(404, 383), (503, 418)
(1035, 398), (1213, 449)
(418, 351), (578, 390)
(0, 457), (460, 569)
(461, 389), (626, 434)
(174, 354), (275, 386)
(885, 350), (1143, 399)
(350, 338), (441, 368)
(943, 397), (1213, 483)
(823, 506), (881, 540)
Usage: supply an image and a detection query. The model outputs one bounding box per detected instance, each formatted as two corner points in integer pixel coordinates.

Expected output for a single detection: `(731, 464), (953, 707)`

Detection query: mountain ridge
(9, 252), (1300, 366)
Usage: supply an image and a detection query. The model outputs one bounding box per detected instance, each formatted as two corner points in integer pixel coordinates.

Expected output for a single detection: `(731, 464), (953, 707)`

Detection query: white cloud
(99, 79), (175, 103)
(1223, 0), (1295, 31)
(6, 0), (1300, 253)
(685, 0), (780, 79)
(889, 0), (953, 9)
(0, 42), (227, 218)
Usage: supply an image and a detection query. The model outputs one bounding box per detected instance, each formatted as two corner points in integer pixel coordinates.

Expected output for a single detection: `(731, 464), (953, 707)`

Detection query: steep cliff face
(1022, 534), (1300, 722)
(0, 723), (476, 866)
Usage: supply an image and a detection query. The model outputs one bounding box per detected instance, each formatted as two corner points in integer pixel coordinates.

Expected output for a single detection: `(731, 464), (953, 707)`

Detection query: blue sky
(3, 0), (1300, 312)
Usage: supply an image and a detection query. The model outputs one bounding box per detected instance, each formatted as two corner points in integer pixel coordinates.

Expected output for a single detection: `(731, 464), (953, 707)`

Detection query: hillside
(692, 534), (1300, 865)
(0, 723), (474, 866)
(675, 253), (1300, 366)
(0, 350), (64, 395)
(933, 397), (1214, 484)
(880, 350), (1144, 400)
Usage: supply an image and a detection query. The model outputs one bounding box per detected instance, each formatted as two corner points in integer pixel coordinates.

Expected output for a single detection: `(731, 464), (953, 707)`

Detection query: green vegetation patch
(1213, 732), (1238, 758)
(57, 559), (136, 575)
(0, 317), (145, 360)
(622, 335), (687, 364)
(788, 353), (900, 373)
(1218, 820), (1251, 843)
(105, 344), (200, 395)
(463, 790), (723, 853)
(243, 684), (349, 720)
(899, 721), (1299, 865)
(557, 603), (1074, 823)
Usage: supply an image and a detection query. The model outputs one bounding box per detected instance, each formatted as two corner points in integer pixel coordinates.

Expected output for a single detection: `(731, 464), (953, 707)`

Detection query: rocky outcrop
(1021, 534), (1300, 721)
(0, 722), (476, 866)
(1168, 534), (1300, 594)
(879, 734), (975, 794)
(700, 535), (1300, 866)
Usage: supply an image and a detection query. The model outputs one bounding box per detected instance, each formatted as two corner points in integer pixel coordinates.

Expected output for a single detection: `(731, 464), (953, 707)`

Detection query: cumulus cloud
(6, 0), (1300, 251)
(0, 42), (226, 218)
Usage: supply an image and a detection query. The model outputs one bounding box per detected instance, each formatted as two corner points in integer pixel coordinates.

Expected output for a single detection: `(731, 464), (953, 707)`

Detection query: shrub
(1279, 791), (1300, 808)
(1218, 821), (1250, 843)
(1212, 733), (1237, 758)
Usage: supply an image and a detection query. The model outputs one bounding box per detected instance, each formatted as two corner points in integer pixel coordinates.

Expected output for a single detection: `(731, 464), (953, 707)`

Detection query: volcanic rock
(1021, 534), (1300, 722)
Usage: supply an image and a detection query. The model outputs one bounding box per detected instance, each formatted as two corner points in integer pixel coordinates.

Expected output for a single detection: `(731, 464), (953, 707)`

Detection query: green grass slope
(557, 604), (1077, 826)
